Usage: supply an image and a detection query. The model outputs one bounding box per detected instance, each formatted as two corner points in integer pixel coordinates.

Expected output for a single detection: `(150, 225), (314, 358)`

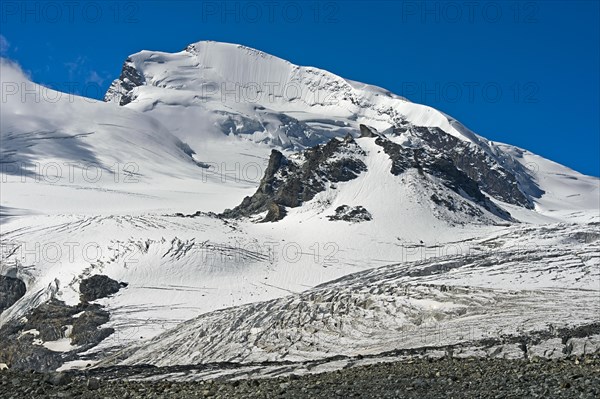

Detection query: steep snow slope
(105, 41), (468, 148)
(0, 60), (257, 216)
(497, 143), (600, 223)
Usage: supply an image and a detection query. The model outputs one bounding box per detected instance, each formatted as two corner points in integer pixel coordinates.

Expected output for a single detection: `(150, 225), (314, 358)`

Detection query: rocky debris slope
(0, 275), (124, 372)
(1, 356), (599, 398)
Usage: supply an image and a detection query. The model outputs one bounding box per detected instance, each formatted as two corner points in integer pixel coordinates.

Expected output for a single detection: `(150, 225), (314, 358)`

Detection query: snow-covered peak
(101, 41), (599, 223)
(104, 40), (474, 149)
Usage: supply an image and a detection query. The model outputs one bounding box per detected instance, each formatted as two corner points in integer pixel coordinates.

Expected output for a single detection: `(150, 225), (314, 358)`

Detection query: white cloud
(86, 70), (105, 86)
(0, 57), (31, 83)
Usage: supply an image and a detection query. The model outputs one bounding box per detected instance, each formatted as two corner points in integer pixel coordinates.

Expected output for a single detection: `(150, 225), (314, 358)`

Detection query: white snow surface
(97, 222), (599, 367)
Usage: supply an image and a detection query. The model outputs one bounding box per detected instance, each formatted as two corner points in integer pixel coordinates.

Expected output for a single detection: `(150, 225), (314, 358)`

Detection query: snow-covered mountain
(104, 40), (598, 224)
(0, 41), (598, 373)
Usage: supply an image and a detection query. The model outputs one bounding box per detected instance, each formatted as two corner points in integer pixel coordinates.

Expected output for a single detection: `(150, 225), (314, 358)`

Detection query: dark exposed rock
(0, 276), (26, 315)
(262, 203), (287, 223)
(222, 136), (367, 221)
(359, 124), (378, 138)
(4, 344), (64, 373)
(374, 136), (513, 221)
(0, 299), (115, 372)
(25, 299), (81, 341)
(71, 304), (113, 347)
(328, 205), (372, 222)
(45, 372), (72, 386)
(407, 126), (536, 208)
(0, 299), (76, 372)
(79, 275), (122, 303)
(86, 378), (100, 390)
(221, 127), (518, 222)
(104, 58), (146, 105)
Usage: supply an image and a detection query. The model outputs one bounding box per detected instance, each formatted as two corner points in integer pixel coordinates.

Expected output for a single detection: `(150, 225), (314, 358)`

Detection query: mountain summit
(104, 40), (598, 224)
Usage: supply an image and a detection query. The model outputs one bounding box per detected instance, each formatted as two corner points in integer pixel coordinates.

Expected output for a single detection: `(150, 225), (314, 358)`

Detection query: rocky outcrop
(70, 304), (114, 347)
(79, 275), (123, 303)
(104, 58), (146, 105)
(374, 137), (513, 220)
(262, 203), (287, 223)
(406, 126), (536, 208)
(0, 299), (115, 372)
(222, 135), (367, 222)
(359, 124), (378, 138)
(0, 276), (26, 315)
(328, 205), (372, 222)
(221, 126), (517, 222)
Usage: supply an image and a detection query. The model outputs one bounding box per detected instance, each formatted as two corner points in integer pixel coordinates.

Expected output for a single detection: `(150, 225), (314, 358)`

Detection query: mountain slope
(102, 222), (600, 367)
(223, 134), (513, 225)
(104, 41), (599, 223)
(0, 59), (259, 216)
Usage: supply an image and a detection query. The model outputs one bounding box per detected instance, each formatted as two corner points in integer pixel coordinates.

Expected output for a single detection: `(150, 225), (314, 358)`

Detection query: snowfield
(99, 222), (599, 368)
(0, 42), (599, 373)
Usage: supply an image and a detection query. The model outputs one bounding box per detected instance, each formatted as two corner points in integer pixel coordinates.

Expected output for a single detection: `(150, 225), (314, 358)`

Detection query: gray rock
(45, 372), (71, 386)
(86, 378), (100, 390)
(222, 136), (367, 222)
(79, 275), (122, 302)
(0, 276), (26, 315)
(328, 205), (372, 222)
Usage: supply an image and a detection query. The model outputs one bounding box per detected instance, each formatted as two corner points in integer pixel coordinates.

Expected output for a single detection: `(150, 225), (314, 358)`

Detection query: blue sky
(1, 0), (598, 176)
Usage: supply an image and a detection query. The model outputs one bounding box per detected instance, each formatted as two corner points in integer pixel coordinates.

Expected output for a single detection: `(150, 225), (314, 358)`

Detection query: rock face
(104, 57), (146, 106)
(79, 275), (122, 303)
(222, 135), (367, 222)
(0, 299), (115, 372)
(222, 126), (517, 223)
(70, 304), (113, 347)
(328, 205), (372, 222)
(0, 276), (120, 371)
(407, 126), (537, 208)
(359, 124), (378, 138)
(374, 136), (513, 220)
(0, 276), (26, 315)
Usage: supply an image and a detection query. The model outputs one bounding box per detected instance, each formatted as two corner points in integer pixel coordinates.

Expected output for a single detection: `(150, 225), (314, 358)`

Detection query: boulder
(79, 275), (122, 302)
